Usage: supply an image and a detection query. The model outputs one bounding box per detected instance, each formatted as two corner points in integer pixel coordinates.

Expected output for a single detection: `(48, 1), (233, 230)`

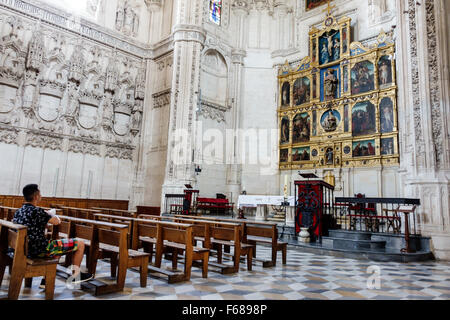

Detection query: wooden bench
(94, 214), (134, 249)
(51, 206), (102, 220)
(134, 219), (208, 283)
(0, 206), (17, 221)
(139, 215), (255, 273)
(91, 207), (137, 218)
(0, 219), (59, 300)
(174, 215), (287, 267)
(52, 216), (149, 295)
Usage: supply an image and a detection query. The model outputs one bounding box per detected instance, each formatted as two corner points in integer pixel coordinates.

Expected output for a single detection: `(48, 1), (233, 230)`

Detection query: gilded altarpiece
(278, 14), (398, 170)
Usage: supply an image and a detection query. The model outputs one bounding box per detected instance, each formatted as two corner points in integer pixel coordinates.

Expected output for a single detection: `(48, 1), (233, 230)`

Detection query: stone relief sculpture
(116, 0), (140, 37)
(0, 9), (147, 159)
(0, 17), (26, 124)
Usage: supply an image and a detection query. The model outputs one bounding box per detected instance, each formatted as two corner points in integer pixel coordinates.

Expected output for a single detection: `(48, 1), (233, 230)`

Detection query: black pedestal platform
(278, 226), (434, 263)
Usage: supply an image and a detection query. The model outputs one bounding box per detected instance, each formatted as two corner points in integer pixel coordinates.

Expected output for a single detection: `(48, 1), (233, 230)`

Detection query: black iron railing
(334, 197), (421, 237)
(163, 194), (185, 215)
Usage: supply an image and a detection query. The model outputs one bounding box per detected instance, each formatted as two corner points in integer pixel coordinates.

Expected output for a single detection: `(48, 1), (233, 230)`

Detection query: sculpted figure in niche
(324, 69), (338, 101)
(122, 4), (139, 36)
(133, 10), (140, 36)
(66, 82), (80, 117)
(325, 148), (334, 165)
(23, 70), (38, 107)
(116, 1), (125, 31)
(131, 101), (143, 130)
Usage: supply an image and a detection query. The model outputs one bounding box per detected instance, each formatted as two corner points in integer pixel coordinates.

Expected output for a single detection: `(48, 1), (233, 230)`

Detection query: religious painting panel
(293, 113), (311, 144)
(278, 14), (398, 170)
(292, 146), (311, 162)
(293, 77), (311, 106)
(319, 29), (340, 65)
(341, 25), (349, 54)
(306, 0), (332, 11)
(280, 116), (290, 145)
(352, 139), (376, 157)
(320, 109), (341, 132)
(378, 55), (393, 89)
(280, 149), (289, 163)
(351, 60), (375, 95)
(352, 101), (376, 136)
(320, 65), (340, 101)
(380, 97), (394, 133)
(280, 81), (290, 107)
(381, 137), (395, 155)
(311, 37), (318, 63)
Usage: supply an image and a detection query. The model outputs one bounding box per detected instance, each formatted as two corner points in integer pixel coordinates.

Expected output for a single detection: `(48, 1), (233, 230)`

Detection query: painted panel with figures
(278, 13), (398, 170)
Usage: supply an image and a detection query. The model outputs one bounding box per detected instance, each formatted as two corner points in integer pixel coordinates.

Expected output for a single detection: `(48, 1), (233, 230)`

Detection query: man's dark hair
(23, 184), (39, 202)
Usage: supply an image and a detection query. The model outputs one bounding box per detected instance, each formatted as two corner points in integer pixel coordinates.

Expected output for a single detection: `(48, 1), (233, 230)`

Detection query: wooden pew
(51, 205), (102, 220)
(94, 214), (134, 248)
(52, 216), (148, 295)
(91, 207), (137, 218)
(134, 218), (209, 283)
(0, 206), (17, 221)
(139, 215), (255, 273)
(174, 215), (287, 267)
(0, 219), (59, 300)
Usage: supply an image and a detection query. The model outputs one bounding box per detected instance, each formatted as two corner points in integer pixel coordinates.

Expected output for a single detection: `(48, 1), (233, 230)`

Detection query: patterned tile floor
(1, 245), (450, 300)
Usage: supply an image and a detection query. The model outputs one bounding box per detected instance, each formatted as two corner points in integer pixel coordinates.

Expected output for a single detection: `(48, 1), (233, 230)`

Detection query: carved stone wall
(0, 1), (147, 200)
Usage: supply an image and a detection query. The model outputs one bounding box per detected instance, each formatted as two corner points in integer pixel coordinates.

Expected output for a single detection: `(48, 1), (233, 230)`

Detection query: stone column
(161, 0), (205, 210)
(226, 3), (249, 204)
(396, 0), (450, 260)
(129, 59), (151, 210)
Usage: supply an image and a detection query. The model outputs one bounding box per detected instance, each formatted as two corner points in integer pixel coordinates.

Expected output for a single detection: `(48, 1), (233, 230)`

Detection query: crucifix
(322, 0), (336, 17)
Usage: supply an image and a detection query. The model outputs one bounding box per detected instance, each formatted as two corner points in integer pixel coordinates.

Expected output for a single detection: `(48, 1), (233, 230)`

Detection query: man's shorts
(38, 238), (79, 258)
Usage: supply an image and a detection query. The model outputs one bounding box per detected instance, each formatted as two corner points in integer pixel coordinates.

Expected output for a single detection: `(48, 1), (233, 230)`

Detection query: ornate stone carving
(425, 0), (444, 169)
(0, 126), (18, 145)
(407, 0), (425, 166)
(115, 0), (140, 38)
(68, 45), (85, 84)
(26, 133), (63, 151)
(26, 30), (45, 72)
(198, 99), (227, 123)
(106, 145), (134, 160)
(153, 89), (171, 108)
(68, 139), (101, 156)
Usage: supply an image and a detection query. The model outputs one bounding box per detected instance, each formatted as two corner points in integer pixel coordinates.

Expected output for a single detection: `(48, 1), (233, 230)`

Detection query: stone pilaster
(396, 0), (450, 259)
(225, 4), (249, 200)
(161, 0), (205, 208)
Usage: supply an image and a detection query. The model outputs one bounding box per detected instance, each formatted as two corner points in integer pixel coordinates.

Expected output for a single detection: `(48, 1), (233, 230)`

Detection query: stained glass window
(209, 0), (222, 25)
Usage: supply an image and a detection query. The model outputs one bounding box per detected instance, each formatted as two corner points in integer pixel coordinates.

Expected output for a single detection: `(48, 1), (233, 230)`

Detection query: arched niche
(200, 49), (228, 108)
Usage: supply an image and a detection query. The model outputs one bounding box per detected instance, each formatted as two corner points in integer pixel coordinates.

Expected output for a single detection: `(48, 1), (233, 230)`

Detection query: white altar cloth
(237, 195), (296, 209)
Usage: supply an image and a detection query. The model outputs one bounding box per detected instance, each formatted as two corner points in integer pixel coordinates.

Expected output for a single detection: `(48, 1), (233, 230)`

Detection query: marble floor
(1, 246), (450, 300)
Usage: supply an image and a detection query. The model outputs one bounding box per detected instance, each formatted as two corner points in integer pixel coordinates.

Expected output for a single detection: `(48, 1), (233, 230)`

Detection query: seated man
(13, 184), (92, 288)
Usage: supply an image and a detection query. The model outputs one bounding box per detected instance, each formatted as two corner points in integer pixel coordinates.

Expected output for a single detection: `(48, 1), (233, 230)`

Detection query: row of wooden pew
(0, 205), (288, 300)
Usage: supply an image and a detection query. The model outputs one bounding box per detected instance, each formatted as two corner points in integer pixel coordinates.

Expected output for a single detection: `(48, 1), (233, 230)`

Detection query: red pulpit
(183, 184), (199, 215)
(295, 179), (334, 242)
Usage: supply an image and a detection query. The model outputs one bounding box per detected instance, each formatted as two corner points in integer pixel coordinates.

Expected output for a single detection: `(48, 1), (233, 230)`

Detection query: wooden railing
(0, 195), (129, 210)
